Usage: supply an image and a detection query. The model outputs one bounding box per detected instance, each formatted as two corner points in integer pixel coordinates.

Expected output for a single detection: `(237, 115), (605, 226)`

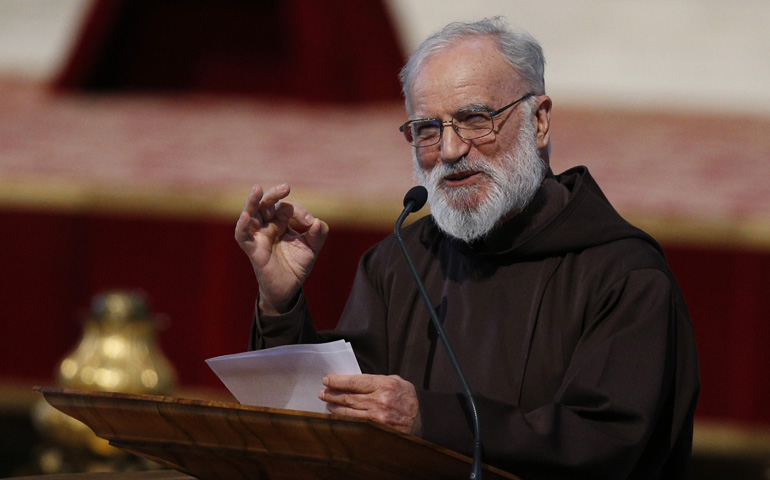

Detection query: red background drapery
(2, 209), (769, 426)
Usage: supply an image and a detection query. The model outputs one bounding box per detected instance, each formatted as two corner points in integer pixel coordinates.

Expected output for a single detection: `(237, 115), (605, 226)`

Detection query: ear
(533, 95), (552, 150)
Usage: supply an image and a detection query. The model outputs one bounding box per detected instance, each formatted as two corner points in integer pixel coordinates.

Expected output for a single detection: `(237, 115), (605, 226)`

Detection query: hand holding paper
(206, 340), (361, 414)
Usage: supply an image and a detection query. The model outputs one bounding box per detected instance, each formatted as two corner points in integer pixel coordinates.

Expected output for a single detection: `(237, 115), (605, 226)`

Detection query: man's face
(408, 37), (548, 242)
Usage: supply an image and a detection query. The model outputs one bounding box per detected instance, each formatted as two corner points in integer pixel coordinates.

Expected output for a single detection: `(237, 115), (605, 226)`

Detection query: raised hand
(235, 183), (329, 315)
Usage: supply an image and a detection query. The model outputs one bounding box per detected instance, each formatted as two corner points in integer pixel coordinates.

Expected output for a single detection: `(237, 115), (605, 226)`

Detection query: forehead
(409, 37), (521, 117)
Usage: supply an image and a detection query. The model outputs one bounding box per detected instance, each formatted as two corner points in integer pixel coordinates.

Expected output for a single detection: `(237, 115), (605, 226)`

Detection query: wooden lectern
(35, 387), (519, 480)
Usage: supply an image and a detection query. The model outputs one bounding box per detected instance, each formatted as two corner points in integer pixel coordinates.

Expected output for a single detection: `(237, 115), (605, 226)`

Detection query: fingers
(241, 183), (320, 229)
(242, 183), (287, 226)
(236, 185), (262, 245)
(242, 184), (263, 218)
(287, 201), (314, 228)
(319, 375), (375, 409)
(283, 203), (329, 254)
(264, 197), (318, 242)
(236, 183), (328, 247)
(323, 374), (377, 393)
(258, 183), (292, 222)
(260, 183), (290, 205)
(318, 375), (419, 433)
(236, 184), (294, 239)
(324, 403), (371, 421)
(235, 210), (252, 245)
(240, 183), (291, 222)
(319, 375), (405, 410)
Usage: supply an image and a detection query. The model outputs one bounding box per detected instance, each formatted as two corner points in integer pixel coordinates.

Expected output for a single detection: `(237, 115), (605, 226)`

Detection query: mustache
(426, 156), (496, 182)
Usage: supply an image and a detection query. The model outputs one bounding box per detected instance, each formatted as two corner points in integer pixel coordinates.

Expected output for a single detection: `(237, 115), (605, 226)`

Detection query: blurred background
(0, 0), (768, 477)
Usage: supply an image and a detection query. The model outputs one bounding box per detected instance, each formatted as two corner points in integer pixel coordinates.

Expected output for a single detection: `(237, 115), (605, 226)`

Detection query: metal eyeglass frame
(399, 92), (535, 147)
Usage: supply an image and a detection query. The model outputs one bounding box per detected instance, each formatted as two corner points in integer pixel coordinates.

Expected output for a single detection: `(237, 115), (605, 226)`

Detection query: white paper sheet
(205, 340), (362, 414)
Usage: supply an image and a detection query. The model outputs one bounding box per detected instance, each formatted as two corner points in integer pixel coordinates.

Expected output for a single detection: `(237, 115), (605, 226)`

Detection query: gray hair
(399, 17), (546, 114)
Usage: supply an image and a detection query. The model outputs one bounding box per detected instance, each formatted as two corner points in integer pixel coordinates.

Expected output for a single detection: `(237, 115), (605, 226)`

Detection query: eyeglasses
(399, 92), (535, 147)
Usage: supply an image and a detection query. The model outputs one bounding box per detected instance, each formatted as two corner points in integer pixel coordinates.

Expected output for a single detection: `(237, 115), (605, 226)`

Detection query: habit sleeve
(249, 293), (323, 350)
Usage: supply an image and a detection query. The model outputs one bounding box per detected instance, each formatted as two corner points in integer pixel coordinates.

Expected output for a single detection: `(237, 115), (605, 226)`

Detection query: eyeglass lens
(404, 111), (495, 147)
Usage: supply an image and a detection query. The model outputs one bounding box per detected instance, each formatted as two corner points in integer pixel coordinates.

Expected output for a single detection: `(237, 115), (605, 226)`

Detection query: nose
(440, 122), (471, 164)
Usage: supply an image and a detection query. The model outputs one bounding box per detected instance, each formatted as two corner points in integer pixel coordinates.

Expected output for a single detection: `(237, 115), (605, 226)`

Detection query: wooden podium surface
(11, 471), (194, 480)
(34, 387), (519, 480)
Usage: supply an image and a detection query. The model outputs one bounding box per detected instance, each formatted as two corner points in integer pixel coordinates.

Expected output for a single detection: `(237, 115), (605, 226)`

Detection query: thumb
(305, 218), (329, 255)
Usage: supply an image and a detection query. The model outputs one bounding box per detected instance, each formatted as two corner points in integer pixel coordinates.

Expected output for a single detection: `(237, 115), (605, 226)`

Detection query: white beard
(413, 112), (547, 243)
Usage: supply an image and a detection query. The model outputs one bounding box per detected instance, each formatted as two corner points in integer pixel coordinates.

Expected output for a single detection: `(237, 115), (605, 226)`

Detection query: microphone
(394, 186), (483, 480)
(402, 184), (429, 212)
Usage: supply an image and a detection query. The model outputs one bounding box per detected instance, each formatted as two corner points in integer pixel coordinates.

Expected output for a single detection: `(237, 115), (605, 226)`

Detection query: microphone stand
(395, 191), (483, 480)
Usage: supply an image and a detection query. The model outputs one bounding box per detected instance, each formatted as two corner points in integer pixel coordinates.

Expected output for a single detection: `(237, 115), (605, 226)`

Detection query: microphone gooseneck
(394, 185), (483, 480)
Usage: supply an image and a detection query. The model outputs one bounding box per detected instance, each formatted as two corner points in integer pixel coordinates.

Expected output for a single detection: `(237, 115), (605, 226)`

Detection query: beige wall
(387, 0), (770, 115)
(0, 0), (90, 79)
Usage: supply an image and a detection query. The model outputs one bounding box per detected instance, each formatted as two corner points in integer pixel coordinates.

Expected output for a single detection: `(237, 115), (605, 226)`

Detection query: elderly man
(235, 18), (699, 479)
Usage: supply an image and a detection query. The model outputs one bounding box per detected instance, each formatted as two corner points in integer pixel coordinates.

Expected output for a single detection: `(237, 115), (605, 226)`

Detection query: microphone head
(403, 186), (428, 211)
